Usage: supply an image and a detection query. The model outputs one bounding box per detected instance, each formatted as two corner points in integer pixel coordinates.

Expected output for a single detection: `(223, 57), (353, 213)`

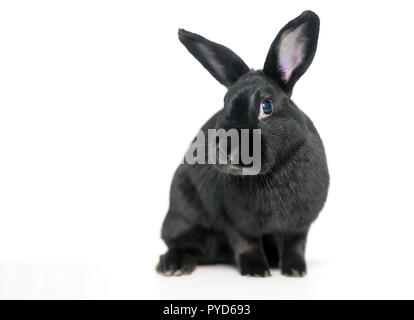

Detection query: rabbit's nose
(216, 145), (233, 164)
(226, 148), (240, 164)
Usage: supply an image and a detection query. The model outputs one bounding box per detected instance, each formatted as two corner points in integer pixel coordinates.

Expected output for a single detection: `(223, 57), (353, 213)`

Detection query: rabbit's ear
(263, 11), (320, 96)
(178, 29), (249, 87)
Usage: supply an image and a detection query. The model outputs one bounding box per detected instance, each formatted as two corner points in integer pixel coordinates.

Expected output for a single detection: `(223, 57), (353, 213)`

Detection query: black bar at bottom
(0, 300), (409, 318)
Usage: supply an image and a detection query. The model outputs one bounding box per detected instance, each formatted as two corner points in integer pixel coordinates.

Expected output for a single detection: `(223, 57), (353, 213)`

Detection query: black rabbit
(157, 11), (329, 277)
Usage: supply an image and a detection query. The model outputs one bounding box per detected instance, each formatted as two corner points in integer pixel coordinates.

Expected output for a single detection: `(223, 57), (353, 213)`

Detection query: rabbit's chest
(222, 183), (293, 236)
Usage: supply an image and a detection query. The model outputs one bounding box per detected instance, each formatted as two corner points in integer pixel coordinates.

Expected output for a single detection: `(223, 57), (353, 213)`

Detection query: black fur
(157, 11), (329, 277)
(178, 28), (249, 87)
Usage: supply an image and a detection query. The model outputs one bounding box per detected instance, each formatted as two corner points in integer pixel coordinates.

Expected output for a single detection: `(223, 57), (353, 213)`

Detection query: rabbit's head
(179, 11), (320, 175)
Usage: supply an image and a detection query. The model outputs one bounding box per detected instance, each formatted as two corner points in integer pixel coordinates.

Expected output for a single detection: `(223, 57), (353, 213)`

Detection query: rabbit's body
(157, 11), (329, 277)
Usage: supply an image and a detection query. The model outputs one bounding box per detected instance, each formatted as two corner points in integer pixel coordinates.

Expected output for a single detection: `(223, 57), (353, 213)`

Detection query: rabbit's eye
(260, 100), (273, 118)
(261, 100), (273, 114)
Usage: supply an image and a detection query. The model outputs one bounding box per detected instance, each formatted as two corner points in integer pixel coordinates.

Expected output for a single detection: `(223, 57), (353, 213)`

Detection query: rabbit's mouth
(213, 144), (262, 176)
(213, 147), (244, 175)
(214, 163), (243, 176)
(212, 146), (262, 176)
(214, 162), (261, 176)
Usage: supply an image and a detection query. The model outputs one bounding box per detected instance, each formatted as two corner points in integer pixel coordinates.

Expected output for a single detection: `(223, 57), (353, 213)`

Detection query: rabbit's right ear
(178, 29), (249, 87)
(263, 11), (320, 96)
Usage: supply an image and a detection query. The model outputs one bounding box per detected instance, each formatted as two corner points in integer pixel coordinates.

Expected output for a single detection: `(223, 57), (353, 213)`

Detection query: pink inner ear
(278, 25), (306, 82)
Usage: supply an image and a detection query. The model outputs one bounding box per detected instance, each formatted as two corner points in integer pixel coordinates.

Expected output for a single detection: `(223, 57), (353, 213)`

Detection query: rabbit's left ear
(263, 11), (320, 96)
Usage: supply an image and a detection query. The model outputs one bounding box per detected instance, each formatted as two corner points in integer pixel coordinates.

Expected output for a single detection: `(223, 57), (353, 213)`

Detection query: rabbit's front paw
(237, 249), (271, 277)
(281, 259), (307, 277)
(156, 249), (197, 276)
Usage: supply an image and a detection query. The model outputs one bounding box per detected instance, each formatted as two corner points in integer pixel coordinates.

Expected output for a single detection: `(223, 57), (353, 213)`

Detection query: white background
(0, 0), (414, 299)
